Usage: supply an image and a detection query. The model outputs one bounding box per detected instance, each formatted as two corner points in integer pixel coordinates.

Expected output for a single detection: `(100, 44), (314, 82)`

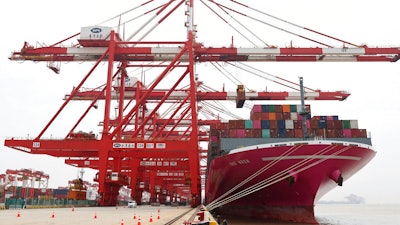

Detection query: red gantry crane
(4, 1), (399, 206)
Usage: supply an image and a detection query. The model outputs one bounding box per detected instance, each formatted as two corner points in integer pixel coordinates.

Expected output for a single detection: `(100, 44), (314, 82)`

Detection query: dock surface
(1, 205), (192, 225)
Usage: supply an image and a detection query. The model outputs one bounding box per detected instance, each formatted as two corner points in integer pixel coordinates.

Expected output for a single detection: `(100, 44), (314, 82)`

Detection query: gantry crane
(4, 1), (399, 206)
(1, 169), (49, 199)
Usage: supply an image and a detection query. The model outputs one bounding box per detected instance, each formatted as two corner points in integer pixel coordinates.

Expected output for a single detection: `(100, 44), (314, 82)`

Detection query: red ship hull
(205, 140), (376, 223)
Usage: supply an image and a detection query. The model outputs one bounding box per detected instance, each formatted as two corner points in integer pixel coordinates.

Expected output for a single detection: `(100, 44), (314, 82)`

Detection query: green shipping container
(262, 129), (271, 138)
(342, 120), (351, 129)
(268, 105), (276, 112)
(290, 104), (298, 112)
(245, 120), (253, 129)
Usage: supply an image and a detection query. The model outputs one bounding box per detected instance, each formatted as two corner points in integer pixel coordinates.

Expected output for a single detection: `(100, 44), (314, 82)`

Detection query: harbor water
(218, 204), (400, 225)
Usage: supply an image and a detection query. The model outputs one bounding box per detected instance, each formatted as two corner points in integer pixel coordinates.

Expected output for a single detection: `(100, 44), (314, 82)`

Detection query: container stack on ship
(205, 104), (375, 223)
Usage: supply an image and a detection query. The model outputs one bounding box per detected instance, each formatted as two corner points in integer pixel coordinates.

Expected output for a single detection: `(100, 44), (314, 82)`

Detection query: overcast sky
(1, 1), (400, 204)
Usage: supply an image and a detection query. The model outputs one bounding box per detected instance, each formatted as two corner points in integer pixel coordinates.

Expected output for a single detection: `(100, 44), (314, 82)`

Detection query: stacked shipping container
(210, 104), (367, 143)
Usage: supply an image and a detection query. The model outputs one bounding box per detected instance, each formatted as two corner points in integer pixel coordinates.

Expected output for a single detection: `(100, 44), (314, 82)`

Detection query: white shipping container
(285, 120), (294, 129)
(290, 112), (298, 120)
(350, 120), (359, 129)
(80, 26), (112, 40)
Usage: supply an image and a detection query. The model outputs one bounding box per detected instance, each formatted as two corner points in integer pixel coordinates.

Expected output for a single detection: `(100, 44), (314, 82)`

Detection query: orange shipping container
(268, 112), (276, 120)
(282, 104), (291, 112)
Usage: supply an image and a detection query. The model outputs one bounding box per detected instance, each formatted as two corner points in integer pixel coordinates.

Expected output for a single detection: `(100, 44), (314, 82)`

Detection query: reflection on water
(214, 204), (400, 225)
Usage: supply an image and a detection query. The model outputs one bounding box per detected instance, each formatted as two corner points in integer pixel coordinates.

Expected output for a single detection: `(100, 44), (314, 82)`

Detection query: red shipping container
(294, 120), (303, 129)
(276, 112), (284, 120)
(306, 120), (311, 129)
(343, 129), (352, 138)
(237, 129), (246, 138)
(294, 129), (304, 138)
(269, 129), (278, 138)
(333, 120), (343, 129)
(245, 129), (253, 138)
(326, 120), (336, 129)
(261, 112), (269, 120)
(310, 120), (319, 129)
(351, 129), (361, 138)
(285, 129), (295, 138)
(252, 105), (262, 113)
(283, 112), (291, 120)
(335, 129), (343, 138)
(220, 122), (228, 129)
(315, 129), (325, 137)
(253, 129), (262, 138)
(312, 116), (321, 120)
(326, 129), (336, 138)
(253, 120), (261, 129)
(237, 120), (245, 129)
(229, 129), (237, 138)
(228, 120), (237, 129)
(269, 120), (278, 129)
(250, 112), (262, 120)
(275, 105), (283, 112)
(359, 129), (367, 138)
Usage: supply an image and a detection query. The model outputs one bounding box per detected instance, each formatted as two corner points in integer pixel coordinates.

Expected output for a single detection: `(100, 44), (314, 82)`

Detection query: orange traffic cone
(157, 212), (160, 219)
(17, 211), (21, 218)
(94, 212), (97, 219)
(137, 216), (141, 225)
(133, 213), (137, 219)
(51, 211), (55, 218)
(121, 219), (125, 225)
(149, 214), (153, 222)
(72, 206), (75, 212)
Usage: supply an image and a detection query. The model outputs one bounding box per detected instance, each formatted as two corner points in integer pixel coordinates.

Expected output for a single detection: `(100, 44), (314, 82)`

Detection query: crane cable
(226, 61), (314, 92)
(206, 144), (351, 210)
(222, 0), (360, 48)
(200, 0), (262, 48)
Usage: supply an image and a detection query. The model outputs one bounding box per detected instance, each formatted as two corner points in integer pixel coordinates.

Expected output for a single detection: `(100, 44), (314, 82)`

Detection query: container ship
(205, 104), (376, 223)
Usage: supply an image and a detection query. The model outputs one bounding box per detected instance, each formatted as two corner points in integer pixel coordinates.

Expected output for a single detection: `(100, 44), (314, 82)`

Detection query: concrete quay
(1, 205), (192, 225)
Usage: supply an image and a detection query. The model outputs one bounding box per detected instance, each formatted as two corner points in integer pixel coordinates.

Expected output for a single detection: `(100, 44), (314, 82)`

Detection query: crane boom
(9, 41), (400, 62)
(65, 88), (350, 101)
